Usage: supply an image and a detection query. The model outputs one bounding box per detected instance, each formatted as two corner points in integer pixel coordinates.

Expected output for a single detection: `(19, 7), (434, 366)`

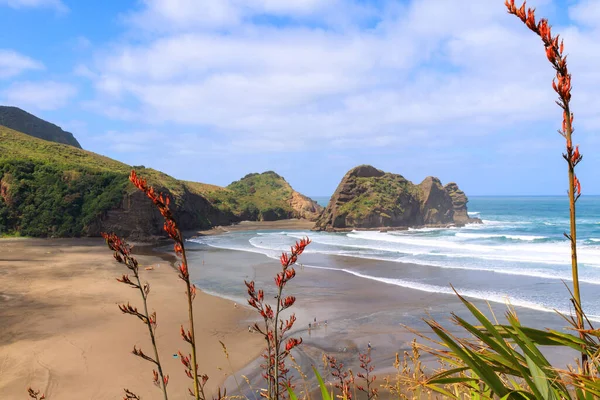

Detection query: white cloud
(79, 0), (600, 155)
(2, 81), (77, 110)
(569, 0), (600, 27)
(125, 0), (365, 31)
(0, 49), (44, 79)
(0, 0), (68, 12)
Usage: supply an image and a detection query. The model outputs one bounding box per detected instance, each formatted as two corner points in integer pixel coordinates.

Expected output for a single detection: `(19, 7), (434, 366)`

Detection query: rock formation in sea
(313, 165), (481, 231)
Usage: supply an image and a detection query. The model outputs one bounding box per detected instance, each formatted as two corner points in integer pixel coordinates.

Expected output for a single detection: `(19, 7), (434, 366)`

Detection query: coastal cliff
(314, 165), (480, 231)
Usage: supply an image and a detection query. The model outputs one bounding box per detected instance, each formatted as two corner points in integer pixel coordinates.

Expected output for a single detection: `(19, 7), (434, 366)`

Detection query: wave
(193, 234), (600, 286)
(345, 230), (600, 266)
(455, 232), (548, 241)
(302, 264), (600, 322)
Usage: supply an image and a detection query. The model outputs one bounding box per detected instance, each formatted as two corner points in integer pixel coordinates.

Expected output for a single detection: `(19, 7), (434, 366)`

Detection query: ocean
(187, 196), (600, 322)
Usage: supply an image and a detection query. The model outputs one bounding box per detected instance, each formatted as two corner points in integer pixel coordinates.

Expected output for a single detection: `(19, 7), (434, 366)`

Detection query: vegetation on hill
(0, 127), (220, 237)
(0, 106), (82, 148)
(0, 127), (128, 236)
(0, 127), (320, 237)
(336, 174), (419, 221)
(188, 171), (322, 221)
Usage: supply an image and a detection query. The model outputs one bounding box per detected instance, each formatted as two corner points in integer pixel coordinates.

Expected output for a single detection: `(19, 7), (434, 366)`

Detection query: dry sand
(0, 237), (264, 400)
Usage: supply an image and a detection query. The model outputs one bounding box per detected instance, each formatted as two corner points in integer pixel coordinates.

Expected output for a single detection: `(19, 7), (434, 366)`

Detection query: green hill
(0, 127), (205, 237)
(186, 171), (322, 221)
(0, 127), (321, 238)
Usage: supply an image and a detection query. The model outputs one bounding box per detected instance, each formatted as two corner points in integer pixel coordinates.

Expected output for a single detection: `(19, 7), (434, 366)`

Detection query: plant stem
(273, 284), (284, 400)
(179, 228), (202, 400)
(135, 270), (168, 400)
(565, 105), (588, 371)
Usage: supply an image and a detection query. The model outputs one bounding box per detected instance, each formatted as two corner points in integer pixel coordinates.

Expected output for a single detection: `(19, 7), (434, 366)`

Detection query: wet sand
(181, 242), (581, 397)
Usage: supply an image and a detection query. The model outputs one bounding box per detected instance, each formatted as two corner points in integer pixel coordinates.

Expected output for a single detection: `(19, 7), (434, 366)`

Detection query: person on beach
(368, 341), (372, 351)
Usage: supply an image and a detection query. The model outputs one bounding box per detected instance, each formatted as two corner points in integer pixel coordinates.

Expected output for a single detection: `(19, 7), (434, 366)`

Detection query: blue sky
(0, 0), (599, 197)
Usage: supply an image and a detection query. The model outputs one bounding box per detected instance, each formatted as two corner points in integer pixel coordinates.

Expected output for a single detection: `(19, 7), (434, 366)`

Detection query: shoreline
(0, 238), (264, 400)
(1, 219), (586, 398)
(192, 218), (316, 236)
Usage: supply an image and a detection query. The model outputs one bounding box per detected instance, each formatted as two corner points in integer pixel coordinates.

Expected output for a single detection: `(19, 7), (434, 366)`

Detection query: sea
(186, 196), (600, 322)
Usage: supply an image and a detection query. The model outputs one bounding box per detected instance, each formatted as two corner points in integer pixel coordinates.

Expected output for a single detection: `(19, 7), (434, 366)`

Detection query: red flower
(574, 176), (581, 196)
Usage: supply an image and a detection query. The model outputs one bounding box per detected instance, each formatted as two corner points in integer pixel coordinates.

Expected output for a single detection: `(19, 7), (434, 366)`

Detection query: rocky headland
(313, 165), (481, 232)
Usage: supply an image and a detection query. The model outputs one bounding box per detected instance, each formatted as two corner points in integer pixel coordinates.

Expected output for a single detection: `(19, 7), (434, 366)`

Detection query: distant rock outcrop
(419, 176), (454, 225)
(194, 171), (323, 222)
(0, 106), (82, 148)
(314, 165), (480, 231)
(444, 182), (473, 225)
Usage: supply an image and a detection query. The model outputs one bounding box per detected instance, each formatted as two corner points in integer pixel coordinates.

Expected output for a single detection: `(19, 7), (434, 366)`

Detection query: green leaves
(421, 290), (595, 400)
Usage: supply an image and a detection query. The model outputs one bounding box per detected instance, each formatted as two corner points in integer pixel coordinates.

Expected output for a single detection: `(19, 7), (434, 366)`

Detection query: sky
(0, 0), (599, 197)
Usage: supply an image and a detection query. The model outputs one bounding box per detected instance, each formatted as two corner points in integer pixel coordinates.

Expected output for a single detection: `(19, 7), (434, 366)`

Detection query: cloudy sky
(0, 0), (599, 196)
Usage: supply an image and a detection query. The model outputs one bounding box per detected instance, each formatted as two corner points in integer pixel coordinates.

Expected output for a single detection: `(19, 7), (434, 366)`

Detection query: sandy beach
(0, 219), (584, 399)
(0, 237), (264, 400)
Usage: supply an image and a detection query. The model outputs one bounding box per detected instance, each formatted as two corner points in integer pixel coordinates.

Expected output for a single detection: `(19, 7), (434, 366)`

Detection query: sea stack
(313, 165), (481, 232)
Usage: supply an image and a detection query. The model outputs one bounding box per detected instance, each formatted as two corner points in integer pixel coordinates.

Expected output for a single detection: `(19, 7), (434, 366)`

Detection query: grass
(189, 171), (302, 221)
(335, 174), (420, 223)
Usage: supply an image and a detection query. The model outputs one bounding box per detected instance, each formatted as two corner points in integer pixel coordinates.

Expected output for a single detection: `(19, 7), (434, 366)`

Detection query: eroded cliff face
(444, 182), (478, 225)
(290, 191), (322, 220)
(86, 187), (238, 240)
(314, 165), (480, 232)
(419, 176), (454, 225)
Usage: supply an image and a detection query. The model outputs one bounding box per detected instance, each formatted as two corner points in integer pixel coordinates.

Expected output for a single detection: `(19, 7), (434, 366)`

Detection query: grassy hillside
(0, 127), (204, 236)
(336, 174), (420, 220)
(0, 127), (321, 237)
(188, 171), (305, 221)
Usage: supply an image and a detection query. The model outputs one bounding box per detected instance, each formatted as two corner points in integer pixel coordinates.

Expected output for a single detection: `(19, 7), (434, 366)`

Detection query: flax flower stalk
(245, 237), (310, 399)
(102, 232), (169, 399)
(129, 170), (206, 399)
(506, 0), (586, 370)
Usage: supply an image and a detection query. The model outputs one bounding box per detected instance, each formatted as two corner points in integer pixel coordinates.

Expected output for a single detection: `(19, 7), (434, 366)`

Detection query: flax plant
(505, 0), (586, 366)
(356, 353), (378, 400)
(129, 170), (207, 399)
(102, 232), (169, 399)
(245, 237), (309, 399)
(325, 355), (353, 399)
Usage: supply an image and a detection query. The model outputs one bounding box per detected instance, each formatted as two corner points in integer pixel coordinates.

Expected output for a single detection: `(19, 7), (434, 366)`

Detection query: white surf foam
(302, 264), (600, 322)
(455, 232), (548, 241)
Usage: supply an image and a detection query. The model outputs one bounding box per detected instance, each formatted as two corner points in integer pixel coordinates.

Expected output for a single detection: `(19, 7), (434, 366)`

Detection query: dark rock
(419, 176), (454, 225)
(444, 182), (481, 225)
